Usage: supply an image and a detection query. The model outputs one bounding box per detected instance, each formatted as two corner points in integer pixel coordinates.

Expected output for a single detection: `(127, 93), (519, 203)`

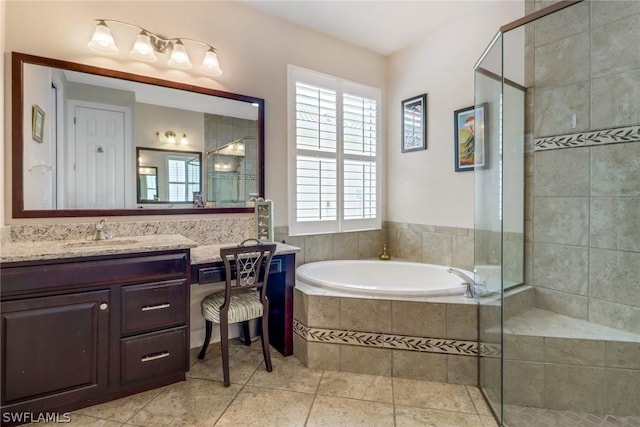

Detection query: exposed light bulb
(200, 49), (222, 76)
(165, 131), (176, 144)
(88, 21), (118, 54)
(130, 31), (157, 62)
(167, 40), (192, 69)
(88, 20), (223, 76)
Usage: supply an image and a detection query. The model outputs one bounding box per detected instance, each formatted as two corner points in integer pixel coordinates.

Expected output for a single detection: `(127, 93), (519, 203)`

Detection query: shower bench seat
(484, 290), (640, 416)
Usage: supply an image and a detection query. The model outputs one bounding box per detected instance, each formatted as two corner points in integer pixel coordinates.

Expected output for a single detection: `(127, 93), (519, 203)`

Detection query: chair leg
(220, 316), (231, 387)
(260, 308), (272, 373)
(198, 320), (213, 360)
(241, 320), (252, 346)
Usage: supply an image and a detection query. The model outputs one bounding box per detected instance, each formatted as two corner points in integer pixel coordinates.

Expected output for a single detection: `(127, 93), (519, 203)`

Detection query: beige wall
(386, 2), (524, 229)
(2, 1), (386, 225)
(3, 1), (527, 230)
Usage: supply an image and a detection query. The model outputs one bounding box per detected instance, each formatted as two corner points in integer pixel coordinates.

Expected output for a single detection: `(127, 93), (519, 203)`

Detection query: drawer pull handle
(100, 303), (108, 311)
(141, 303), (171, 312)
(141, 352), (170, 363)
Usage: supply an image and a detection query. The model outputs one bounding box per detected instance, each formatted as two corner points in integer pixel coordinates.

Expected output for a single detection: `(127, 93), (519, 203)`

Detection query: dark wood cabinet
(0, 250), (190, 423)
(1, 290), (110, 407)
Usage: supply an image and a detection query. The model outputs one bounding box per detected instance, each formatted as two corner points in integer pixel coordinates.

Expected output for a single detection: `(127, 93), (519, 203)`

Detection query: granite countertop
(0, 234), (198, 263)
(0, 236), (300, 265)
(190, 242), (300, 265)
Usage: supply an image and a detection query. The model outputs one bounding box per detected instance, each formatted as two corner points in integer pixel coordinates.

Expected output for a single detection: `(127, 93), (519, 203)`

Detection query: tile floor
(26, 339), (498, 427)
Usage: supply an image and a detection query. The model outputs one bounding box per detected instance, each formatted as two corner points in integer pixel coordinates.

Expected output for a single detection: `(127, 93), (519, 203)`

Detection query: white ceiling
(239, 0), (505, 56)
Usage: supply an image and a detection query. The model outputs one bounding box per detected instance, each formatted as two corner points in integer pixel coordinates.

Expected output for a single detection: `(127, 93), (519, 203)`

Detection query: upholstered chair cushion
(201, 289), (263, 324)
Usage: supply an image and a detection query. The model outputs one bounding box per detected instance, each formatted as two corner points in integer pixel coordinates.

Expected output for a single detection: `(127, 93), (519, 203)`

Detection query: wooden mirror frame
(11, 52), (265, 218)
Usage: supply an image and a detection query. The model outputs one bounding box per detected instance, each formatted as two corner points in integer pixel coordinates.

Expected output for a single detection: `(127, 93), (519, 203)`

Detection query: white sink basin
(64, 239), (139, 249)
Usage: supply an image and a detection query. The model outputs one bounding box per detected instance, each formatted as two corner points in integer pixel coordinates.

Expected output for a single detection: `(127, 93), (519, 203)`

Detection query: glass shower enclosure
(474, 1), (640, 425)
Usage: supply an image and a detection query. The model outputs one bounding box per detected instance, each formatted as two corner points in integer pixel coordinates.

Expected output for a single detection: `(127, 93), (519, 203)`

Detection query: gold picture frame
(32, 104), (45, 143)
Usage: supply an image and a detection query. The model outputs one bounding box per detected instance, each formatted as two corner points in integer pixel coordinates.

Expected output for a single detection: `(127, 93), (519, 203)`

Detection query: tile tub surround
(274, 226), (386, 267)
(293, 288), (479, 386)
(386, 222), (475, 271)
(274, 222), (475, 272)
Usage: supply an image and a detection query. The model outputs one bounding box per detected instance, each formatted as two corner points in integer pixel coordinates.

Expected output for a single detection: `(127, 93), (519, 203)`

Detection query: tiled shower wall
(525, 0), (640, 334)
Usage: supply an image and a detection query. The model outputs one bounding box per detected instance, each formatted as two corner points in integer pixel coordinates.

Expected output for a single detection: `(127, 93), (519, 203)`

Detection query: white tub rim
(295, 259), (471, 299)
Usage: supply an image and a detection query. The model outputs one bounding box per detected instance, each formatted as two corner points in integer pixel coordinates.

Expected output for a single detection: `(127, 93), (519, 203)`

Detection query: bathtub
(295, 260), (470, 298)
(293, 260), (479, 383)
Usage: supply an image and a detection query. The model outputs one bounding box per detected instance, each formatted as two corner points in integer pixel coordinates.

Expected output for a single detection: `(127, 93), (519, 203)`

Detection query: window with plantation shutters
(288, 65), (381, 236)
(167, 157), (201, 202)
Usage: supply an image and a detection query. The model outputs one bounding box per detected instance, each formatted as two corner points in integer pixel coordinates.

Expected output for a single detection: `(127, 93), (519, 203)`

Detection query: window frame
(287, 65), (382, 236)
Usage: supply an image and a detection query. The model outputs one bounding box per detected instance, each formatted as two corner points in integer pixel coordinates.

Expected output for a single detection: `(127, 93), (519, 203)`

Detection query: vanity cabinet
(0, 249), (190, 419)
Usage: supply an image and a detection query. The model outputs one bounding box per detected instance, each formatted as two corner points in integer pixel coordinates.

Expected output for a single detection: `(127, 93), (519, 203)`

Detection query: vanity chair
(198, 240), (277, 387)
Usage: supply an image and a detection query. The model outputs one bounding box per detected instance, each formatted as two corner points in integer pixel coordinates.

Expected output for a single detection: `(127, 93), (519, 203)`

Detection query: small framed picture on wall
(32, 104), (45, 143)
(454, 104), (486, 171)
(401, 93), (427, 152)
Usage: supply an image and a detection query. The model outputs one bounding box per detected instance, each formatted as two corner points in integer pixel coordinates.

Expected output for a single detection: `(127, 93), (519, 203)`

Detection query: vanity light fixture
(156, 130), (188, 145)
(88, 19), (222, 76)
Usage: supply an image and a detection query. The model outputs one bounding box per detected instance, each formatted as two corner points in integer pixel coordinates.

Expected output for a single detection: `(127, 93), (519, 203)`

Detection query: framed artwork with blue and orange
(454, 104), (486, 172)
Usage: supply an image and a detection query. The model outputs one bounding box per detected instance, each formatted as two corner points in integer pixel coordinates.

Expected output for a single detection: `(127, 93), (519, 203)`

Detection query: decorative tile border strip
(534, 125), (640, 151)
(293, 320), (479, 356)
(534, 132), (584, 151)
(479, 342), (501, 358)
(584, 125), (640, 146)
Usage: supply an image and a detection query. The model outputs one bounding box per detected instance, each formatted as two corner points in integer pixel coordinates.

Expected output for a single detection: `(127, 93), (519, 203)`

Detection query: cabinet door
(1, 290), (110, 411)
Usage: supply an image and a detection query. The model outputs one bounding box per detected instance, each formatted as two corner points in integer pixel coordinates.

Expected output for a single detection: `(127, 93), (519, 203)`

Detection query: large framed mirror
(11, 52), (265, 218)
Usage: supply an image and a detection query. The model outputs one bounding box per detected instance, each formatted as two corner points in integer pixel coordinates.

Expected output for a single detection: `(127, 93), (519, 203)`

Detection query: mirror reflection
(137, 148), (202, 205)
(138, 166), (158, 202)
(206, 137), (258, 206)
(13, 52), (264, 217)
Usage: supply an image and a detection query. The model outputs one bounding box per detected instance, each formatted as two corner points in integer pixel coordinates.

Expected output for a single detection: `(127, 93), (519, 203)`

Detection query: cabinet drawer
(121, 279), (187, 335)
(1, 251), (189, 297)
(120, 327), (187, 385)
(196, 257), (282, 284)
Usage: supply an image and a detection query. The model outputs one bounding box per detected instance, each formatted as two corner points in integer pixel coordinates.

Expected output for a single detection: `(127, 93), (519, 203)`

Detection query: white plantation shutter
(296, 156), (337, 221)
(288, 66), (381, 235)
(167, 157), (201, 202)
(168, 159), (186, 201)
(343, 93), (377, 223)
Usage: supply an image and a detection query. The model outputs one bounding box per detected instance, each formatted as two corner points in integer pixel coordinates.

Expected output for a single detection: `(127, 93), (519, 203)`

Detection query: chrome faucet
(448, 267), (476, 298)
(91, 219), (113, 241)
